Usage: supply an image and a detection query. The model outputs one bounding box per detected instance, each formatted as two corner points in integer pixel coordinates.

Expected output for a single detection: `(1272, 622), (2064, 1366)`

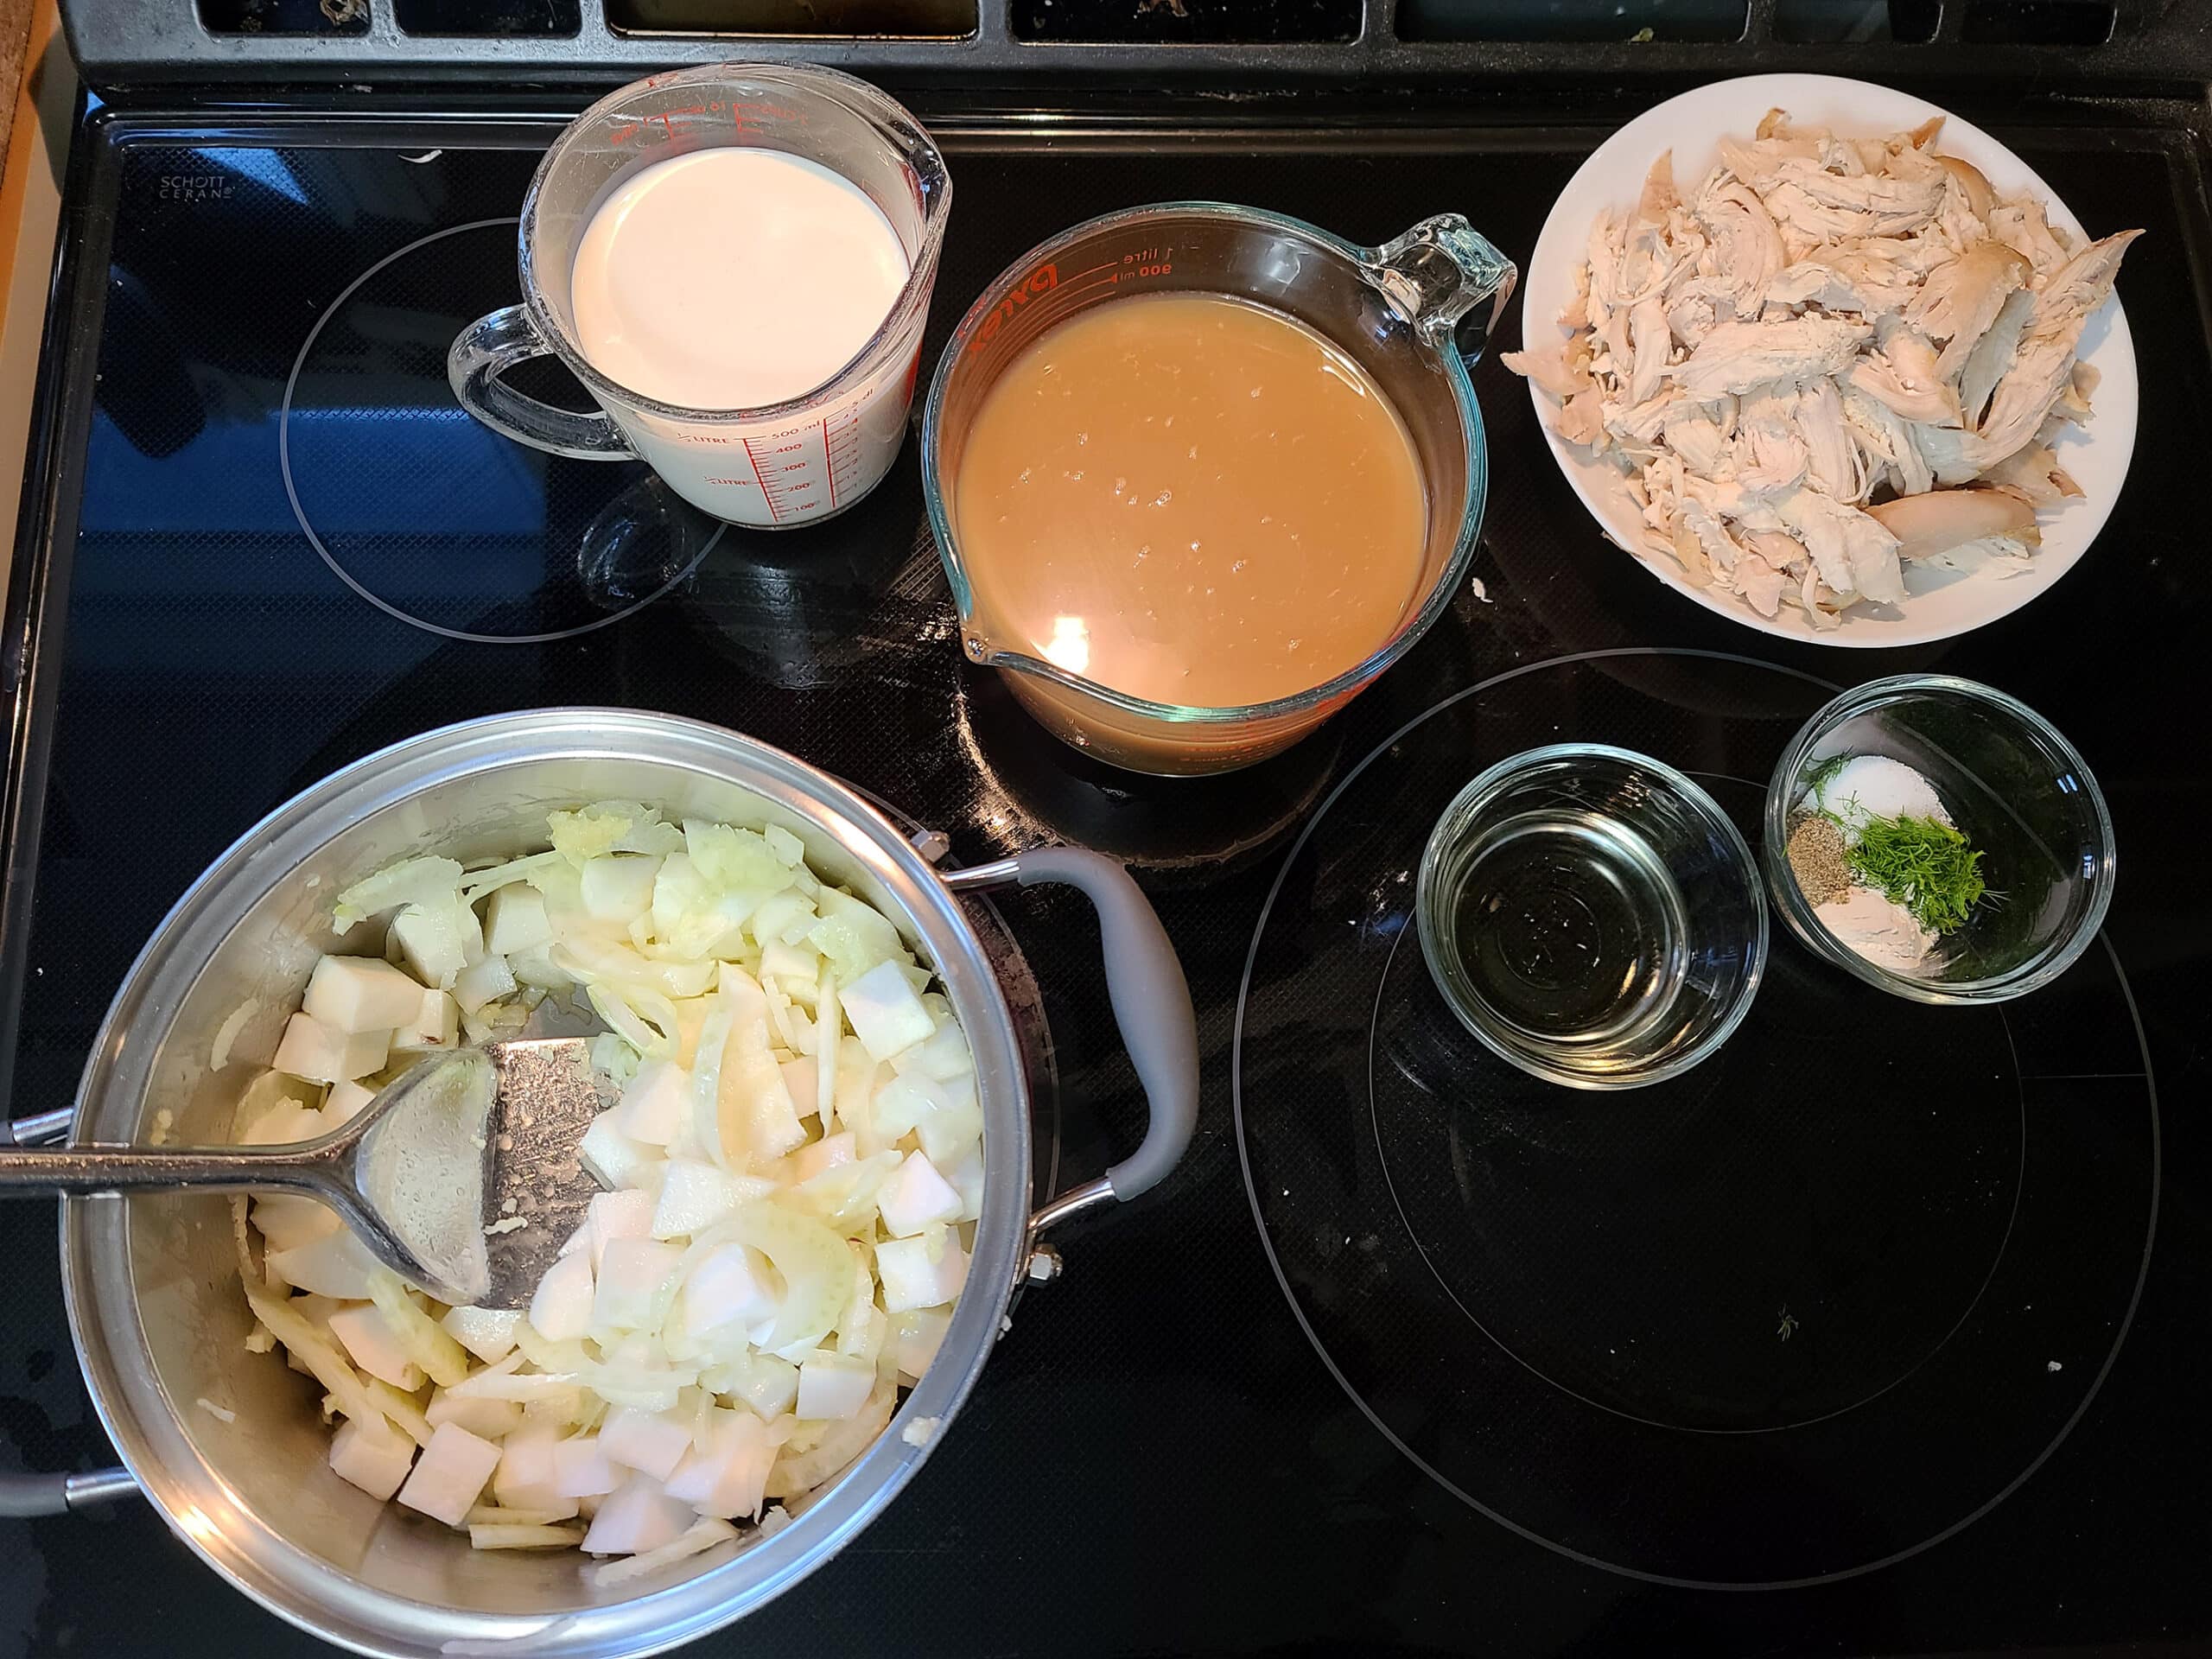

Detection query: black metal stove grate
(66, 0), (2205, 91)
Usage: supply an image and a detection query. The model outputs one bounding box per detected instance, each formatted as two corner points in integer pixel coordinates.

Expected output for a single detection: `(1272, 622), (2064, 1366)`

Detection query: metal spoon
(0, 1038), (612, 1308)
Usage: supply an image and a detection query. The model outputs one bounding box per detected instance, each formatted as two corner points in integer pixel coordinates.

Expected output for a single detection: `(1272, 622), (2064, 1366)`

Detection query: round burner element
(1371, 859), (2020, 1436)
(280, 219), (721, 644)
(1235, 649), (2158, 1589)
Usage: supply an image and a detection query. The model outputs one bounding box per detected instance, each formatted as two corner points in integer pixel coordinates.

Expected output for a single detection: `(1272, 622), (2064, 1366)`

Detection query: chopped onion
(588, 1516), (738, 1587)
(469, 1522), (586, 1550)
(237, 798), (985, 1566)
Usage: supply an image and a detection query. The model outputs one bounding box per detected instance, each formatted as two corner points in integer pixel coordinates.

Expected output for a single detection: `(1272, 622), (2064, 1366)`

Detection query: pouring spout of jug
(1363, 215), (1520, 365)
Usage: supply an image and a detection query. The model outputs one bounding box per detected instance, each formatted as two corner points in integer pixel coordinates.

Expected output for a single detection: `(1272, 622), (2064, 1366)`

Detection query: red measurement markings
(821, 415), (836, 511)
(762, 429), (827, 516)
(740, 436), (782, 524)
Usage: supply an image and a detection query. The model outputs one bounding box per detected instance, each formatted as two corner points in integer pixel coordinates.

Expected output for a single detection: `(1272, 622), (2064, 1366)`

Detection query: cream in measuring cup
(571, 148), (909, 410)
(449, 65), (950, 528)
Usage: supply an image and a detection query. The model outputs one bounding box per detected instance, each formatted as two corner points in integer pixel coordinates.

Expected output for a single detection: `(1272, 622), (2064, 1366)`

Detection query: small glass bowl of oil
(1415, 745), (1767, 1090)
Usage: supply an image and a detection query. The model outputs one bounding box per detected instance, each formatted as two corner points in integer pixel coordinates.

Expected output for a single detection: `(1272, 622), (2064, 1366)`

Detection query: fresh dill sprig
(1846, 812), (1986, 935)
(1802, 753), (1852, 802)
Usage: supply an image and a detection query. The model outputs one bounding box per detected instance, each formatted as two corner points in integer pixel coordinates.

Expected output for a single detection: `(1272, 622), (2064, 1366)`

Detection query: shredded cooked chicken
(1509, 108), (2139, 627)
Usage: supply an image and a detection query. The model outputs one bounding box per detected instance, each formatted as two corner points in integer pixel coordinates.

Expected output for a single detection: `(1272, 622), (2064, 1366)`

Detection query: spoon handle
(0, 1143), (340, 1198)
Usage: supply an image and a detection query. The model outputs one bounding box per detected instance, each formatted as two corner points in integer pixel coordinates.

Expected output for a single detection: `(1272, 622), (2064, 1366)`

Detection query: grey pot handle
(0, 1109), (138, 1516)
(448, 304), (635, 461)
(942, 847), (1198, 1228)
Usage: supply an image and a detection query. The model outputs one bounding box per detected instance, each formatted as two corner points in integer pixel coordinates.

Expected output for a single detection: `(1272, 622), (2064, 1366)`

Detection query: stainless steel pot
(11, 709), (1198, 1656)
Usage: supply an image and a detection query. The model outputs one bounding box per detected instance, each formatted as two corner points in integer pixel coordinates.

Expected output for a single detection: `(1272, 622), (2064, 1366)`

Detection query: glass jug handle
(1363, 216), (1520, 365)
(448, 304), (636, 461)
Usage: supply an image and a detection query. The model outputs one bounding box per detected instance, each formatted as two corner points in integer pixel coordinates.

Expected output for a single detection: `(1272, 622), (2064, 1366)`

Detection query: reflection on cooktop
(1236, 652), (2159, 1588)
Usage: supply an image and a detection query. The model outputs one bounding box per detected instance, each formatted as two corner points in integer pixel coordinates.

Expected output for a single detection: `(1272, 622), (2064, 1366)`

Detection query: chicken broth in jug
(952, 291), (1429, 709)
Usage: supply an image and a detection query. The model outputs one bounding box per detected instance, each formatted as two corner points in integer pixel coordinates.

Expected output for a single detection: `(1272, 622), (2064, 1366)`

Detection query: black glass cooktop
(2, 92), (2208, 1656)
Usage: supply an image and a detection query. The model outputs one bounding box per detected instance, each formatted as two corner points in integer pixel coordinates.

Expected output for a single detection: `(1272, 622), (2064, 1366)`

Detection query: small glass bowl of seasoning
(1764, 676), (2115, 1004)
(1416, 744), (1767, 1090)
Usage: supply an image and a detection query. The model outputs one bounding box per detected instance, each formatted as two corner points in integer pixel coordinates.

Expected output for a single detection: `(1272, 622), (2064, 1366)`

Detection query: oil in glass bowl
(1416, 746), (1766, 1090)
(1439, 802), (1689, 1046)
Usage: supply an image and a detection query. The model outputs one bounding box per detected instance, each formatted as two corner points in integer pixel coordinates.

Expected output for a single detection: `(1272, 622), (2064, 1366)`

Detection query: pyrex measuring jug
(922, 204), (1516, 775)
(449, 65), (950, 528)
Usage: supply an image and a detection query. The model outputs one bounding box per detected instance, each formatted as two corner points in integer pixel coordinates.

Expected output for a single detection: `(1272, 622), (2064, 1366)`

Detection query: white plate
(1520, 73), (2139, 647)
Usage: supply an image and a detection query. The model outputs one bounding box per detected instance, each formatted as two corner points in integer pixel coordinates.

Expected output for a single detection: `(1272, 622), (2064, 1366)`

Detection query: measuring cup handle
(448, 305), (635, 461)
(1366, 216), (1520, 365)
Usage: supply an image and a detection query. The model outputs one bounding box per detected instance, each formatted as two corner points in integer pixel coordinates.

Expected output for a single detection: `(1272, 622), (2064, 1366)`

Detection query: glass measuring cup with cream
(450, 64), (950, 527)
(923, 204), (1515, 775)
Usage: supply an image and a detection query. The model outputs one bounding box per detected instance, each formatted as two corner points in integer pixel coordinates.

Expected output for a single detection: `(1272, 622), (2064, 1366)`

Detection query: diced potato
(876, 1150), (963, 1238)
(581, 1474), (696, 1556)
(581, 855), (662, 926)
(892, 1306), (952, 1380)
(585, 1189), (657, 1269)
(391, 988), (458, 1055)
(396, 1423), (502, 1527)
(329, 1413), (417, 1501)
(840, 960), (935, 1062)
(579, 1115), (658, 1192)
(452, 952), (518, 1016)
(790, 1132), (855, 1185)
(392, 901), (482, 989)
(427, 1392), (524, 1441)
(272, 1013), (390, 1085)
(616, 1060), (690, 1147)
(244, 802), (992, 1563)
(650, 1160), (748, 1241)
(322, 1079), (378, 1125)
(897, 1019), (975, 1084)
(663, 1409), (774, 1521)
(493, 1427), (576, 1517)
(328, 1304), (425, 1390)
(482, 885), (554, 956)
(529, 1250), (595, 1343)
(551, 1433), (624, 1498)
(671, 1243), (777, 1344)
(239, 1097), (323, 1146)
(795, 1352), (875, 1421)
(943, 1141), (983, 1223)
(267, 1229), (383, 1300)
(441, 1305), (522, 1365)
(710, 1351), (798, 1422)
(251, 1194), (344, 1254)
(598, 1406), (694, 1482)
(304, 956), (429, 1034)
(875, 1233), (969, 1314)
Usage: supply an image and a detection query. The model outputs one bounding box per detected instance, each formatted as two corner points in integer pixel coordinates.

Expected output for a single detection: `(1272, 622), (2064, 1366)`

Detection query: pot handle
(941, 848), (1198, 1231)
(0, 1109), (139, 1516)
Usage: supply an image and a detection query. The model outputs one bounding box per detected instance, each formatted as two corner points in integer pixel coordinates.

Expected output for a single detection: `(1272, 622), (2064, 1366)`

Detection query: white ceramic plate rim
(1520, 73), (2140, 647)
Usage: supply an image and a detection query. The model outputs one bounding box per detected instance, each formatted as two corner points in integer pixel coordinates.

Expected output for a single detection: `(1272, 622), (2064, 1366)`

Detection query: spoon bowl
(0, 1037), (610, 1306)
